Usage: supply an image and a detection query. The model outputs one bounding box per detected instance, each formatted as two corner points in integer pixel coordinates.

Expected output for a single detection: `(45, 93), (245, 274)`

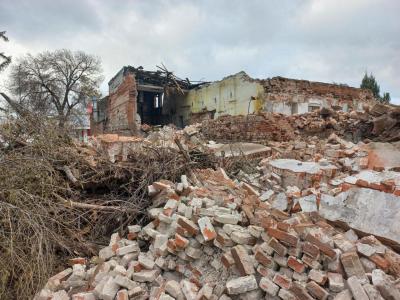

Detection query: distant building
(91, 66), (374, 134)
(70, 110), (91, 143)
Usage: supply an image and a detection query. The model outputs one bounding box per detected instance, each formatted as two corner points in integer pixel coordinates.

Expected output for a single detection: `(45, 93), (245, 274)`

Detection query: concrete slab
(207, 142), (271, 158)
(320, 188), (400, 245)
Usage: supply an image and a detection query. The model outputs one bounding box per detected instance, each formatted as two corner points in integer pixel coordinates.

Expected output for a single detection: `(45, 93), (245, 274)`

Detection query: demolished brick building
(91, 66), (374, 134)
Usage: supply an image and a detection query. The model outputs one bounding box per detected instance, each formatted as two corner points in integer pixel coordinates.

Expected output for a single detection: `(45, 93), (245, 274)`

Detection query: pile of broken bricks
(35, 168), (400, 300)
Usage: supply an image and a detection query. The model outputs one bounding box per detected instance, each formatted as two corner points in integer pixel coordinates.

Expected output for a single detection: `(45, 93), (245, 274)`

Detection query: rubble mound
(36, 168), (400, 300)
(200, 103), (400, 145)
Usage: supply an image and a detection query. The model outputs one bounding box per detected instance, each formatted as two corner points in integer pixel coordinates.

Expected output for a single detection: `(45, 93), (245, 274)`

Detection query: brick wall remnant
(200, 113), (295, 143)
(262, 76), (374, 113)
(108, 72), (138, 134)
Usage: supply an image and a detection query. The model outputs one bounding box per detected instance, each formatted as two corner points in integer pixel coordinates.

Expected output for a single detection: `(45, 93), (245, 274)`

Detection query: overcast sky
(1, 0), (399, 103)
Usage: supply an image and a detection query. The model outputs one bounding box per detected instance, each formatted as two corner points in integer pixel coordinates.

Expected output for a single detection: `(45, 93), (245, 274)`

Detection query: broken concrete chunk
(214, 213), (241, 225)
(298, 194), (318, 212)
(115, 243), (139, 256)
(333, 289), (352, 300)
(165, 280), (184, 300)
(52, 290), (70, 300)
(356, 242), (376, 257)
(320, 188), (400, 245)
(260, 190), (275, 201)
(114, 275), (137, 290)
(132, 269), (158, 282)
(347, 276), (369, 300)
(100, 277), (119, 300)
(371, 269), (400, 300)
(362, 283), (384, 300)
(271, 192), (288, 211)
(340, 252), (368, 284)
(180, 280), (199, 300)
(278, 288), (297, 300)
(328, 272), (344, 292)
(197, 216), (217, 241)
(138, 253), (155, 269)
(71, 292), (95, 300)
(226, 275), (258, 295)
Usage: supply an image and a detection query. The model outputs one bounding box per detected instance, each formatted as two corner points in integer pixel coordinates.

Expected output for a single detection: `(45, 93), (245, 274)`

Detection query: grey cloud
(1, 0), (399, 103)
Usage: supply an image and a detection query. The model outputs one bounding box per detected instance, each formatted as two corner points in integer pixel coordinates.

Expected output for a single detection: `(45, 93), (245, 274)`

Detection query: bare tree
(0, 31), (11, 72)
(8, 49), (103, 126)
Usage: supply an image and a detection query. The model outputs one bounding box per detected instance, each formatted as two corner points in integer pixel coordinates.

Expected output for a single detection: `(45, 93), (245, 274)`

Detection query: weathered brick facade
(108, 72), (138, 134)
(261, 76), (374, 114)
(200, 114), (295, 143)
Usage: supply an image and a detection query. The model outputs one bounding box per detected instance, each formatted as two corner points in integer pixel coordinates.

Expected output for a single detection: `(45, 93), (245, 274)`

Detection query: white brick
(101, 277), (119, 300)
(114, 274), (138, 290)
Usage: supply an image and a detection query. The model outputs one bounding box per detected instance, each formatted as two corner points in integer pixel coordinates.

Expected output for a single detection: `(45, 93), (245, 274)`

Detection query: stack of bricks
(200, 114), (295, 143)
(36, 169), (400, 300)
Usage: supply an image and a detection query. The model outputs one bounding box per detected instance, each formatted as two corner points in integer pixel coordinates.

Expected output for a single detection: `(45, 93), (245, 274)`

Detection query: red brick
(369, 254), (390, 272)
(273, 273), (292, 290)
(355, 179), (369, 188)
(176, 225), (187, 237)
(359, 157), (368, 169)
(174, 233), (189, 249)
(221, 252), (235, 268)
(268, 228), (298, 247)
(231, 245), (255, 276)
(68, 257), (86, 265)
(302, 255), (322, 270)
(127, 232), (138, 240)
(341, 183), (354, 192)
(132, 261), (143, 272)
(116, 289), (129, 300)
(255, 249), (274, 268)
(177, 216), (199, 236)
(293, 222), (316, 235)
(306, 281), (329, 300)
(268, 237), (288, 257)
(287, 256), (306, 273)
(289, 282), (314, 300)
(277, 222), (291, 232)
(167, 239), (177, 252)
(309, 269), (327, 285)
(302, 241), (320, 259)
(260, 215), (277, 229)
(152, 181), (171, 191)
(257, 265), (275, 277)
(305, 234), (336, 259)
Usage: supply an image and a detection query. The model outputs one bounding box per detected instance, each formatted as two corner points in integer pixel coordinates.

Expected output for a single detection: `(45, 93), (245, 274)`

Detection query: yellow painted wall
(178, 72), (265, 124)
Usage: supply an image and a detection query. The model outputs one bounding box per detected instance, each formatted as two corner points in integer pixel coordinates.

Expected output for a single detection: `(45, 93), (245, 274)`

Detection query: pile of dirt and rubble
(200, 103), (400, 144)
(4, 102), (400, 300)
(35, 164), (400, 300)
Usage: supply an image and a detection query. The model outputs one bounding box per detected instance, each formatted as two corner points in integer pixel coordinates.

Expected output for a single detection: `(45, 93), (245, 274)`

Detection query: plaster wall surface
(181, 72), (264, 123)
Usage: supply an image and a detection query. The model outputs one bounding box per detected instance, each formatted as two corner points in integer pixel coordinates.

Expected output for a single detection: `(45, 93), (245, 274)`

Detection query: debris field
(14, 103), (400, 300)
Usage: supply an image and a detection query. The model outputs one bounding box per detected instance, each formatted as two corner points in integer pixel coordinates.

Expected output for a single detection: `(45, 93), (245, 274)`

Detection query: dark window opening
(137, 91), (168, 125)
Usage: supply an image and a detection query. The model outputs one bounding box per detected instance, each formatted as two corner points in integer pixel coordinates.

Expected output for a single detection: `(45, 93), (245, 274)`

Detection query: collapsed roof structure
(91, 67), (374, 135)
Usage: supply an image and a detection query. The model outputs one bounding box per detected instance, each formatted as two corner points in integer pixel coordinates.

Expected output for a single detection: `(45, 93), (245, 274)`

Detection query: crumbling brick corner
(108, 72), (138, 134)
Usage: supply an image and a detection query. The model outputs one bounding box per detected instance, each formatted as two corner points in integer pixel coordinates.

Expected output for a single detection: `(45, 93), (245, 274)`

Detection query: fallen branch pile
(0, 117), (212, 299)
